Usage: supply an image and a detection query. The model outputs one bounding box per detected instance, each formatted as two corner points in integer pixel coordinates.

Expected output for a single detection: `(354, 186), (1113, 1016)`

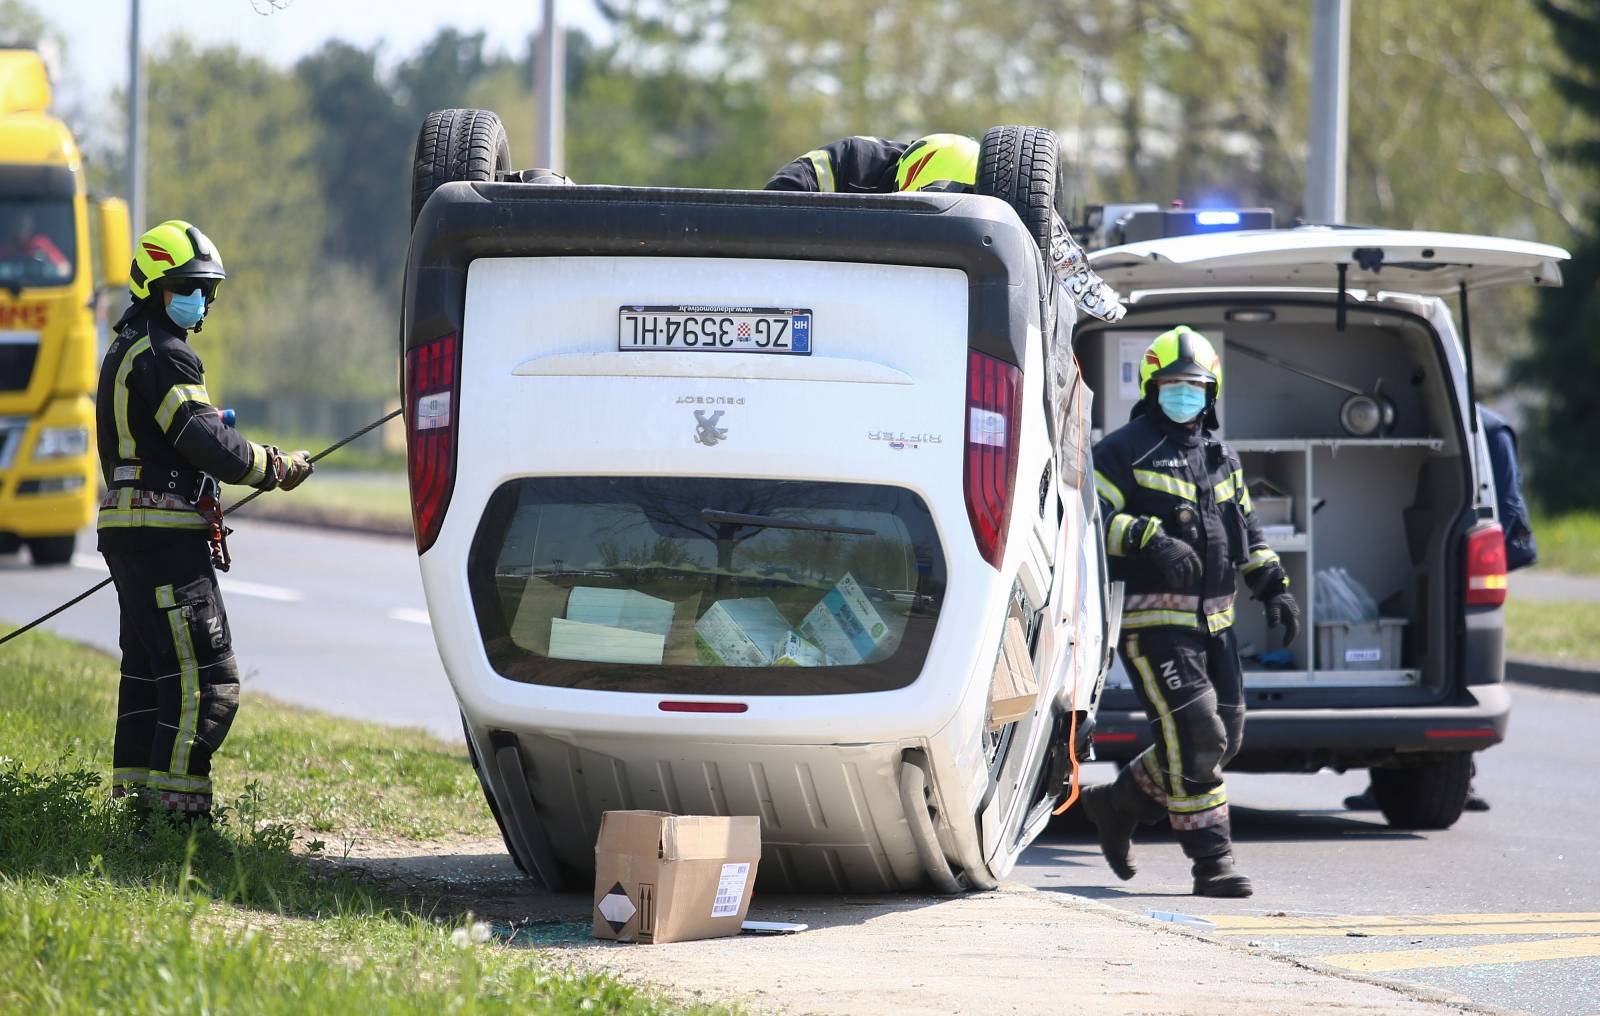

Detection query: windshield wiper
(700, 509), (875, 537)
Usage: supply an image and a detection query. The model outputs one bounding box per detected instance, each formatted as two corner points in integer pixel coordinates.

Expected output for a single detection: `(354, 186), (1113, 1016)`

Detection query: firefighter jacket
(1093, 404), (1285, 633)
(765, 136), (908, 192)
(95, 306), (277, 551)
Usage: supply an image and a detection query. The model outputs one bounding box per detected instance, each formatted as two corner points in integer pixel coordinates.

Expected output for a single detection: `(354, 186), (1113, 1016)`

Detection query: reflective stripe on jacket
(764, 136), (906, 193)
(1093, 404), (1281, 631)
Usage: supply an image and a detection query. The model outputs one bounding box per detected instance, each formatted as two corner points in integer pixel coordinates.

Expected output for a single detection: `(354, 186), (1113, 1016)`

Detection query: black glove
(1265, 590), (1301, 646)
(267, 446), (314, 491)
(1144, 532), (1202, 589)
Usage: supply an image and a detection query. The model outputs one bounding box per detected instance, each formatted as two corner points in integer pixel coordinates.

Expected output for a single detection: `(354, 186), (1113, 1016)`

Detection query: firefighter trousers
(104, 539), (240, 814)
(1113, 626), (1245, 859)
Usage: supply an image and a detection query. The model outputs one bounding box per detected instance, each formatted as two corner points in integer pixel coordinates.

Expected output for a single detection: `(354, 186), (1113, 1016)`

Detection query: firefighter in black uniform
(1080, 326), (1300, 897)
(766, 133), (1126, 322)
(97, 219), (312, 820)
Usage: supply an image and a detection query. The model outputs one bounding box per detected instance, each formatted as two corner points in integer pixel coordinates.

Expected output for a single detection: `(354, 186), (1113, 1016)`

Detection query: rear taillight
(965, 350), (1022, 569)
(406, 332), (459, 553)
(1465, 522), (1507, 607)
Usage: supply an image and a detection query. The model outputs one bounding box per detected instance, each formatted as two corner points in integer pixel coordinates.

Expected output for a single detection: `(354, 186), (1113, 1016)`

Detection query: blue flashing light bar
(1195, 210), (1242, 227)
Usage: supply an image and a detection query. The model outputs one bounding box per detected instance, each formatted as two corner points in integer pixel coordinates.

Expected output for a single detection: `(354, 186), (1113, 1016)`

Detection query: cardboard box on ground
(593, 811), (761, 944)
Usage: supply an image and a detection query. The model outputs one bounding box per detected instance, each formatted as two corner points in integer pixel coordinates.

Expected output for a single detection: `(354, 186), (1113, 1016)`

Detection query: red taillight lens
(964, 350), (1022, 569)
(1465, 522), (1507, 607)
(658, 701), (749, 713)
(405, 333), (459, 554)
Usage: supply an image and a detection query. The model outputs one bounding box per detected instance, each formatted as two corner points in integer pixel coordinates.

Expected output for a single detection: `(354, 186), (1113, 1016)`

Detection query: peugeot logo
(694, 410), (728, 447)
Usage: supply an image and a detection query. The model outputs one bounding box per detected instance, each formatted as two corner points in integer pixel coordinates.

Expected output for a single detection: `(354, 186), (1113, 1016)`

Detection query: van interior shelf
(1239, 669), (1421, 689)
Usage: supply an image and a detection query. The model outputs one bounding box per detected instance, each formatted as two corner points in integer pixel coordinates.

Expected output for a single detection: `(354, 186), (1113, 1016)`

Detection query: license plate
(618, 305), (812, 355)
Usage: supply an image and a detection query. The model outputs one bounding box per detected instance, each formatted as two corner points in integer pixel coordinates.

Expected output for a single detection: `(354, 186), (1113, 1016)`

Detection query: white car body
(405, 184), (1112, 891)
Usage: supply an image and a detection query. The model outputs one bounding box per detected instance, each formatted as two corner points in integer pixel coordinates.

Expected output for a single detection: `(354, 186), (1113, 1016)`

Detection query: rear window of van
(466, 477), (947, 695)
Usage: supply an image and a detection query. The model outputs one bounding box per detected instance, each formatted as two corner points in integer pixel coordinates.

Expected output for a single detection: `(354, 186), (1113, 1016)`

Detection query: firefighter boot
(1080, 780), (1155, 881)
(1192, 853), (1253, 898)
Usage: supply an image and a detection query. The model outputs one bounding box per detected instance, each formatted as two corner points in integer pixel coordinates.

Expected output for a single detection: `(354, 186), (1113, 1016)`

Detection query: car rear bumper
(1092, 682), (1510, 762)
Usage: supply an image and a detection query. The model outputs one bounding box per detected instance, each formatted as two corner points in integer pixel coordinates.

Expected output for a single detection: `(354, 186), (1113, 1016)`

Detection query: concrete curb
(1505, 656), (1600, 694)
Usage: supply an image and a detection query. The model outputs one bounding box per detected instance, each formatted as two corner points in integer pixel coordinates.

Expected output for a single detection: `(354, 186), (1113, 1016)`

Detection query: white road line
(75, 554), (301, 603)
(389, 607), (431, 625)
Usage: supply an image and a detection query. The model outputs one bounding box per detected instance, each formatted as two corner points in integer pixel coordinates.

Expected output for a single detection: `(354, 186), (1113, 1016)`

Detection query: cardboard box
(798, 573), (892, 665)
(694, 597), (795, 666)
(988, 617), (1039, 730)
(771, 630), (828, 667)
(592, 810), (761, 944)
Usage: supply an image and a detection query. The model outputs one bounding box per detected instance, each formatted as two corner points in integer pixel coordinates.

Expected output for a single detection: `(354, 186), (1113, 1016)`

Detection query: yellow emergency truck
(0, 49), (129, 565)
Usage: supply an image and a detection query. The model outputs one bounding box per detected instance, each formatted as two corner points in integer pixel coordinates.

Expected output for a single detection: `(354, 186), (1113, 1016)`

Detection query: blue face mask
(166, 290), (207, 330)
(1157, 384), (1208, 424)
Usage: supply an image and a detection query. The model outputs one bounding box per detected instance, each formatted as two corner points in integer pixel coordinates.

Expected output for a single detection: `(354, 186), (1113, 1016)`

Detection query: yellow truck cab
(0, 49), (129, 565)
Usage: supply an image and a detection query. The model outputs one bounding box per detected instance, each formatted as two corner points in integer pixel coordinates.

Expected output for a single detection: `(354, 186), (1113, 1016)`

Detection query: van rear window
(466, 477), (947, 695)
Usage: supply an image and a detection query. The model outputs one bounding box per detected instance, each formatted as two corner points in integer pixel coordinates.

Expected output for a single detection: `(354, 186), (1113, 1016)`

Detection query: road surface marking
(218, 578), (303, 603)
(1318, 935), (1600, 973)
(1220, 920), (1600, 937)
(1209, 912), (1600, 934)
(75, 552), (300, 602)
(389, 607), (430, 625)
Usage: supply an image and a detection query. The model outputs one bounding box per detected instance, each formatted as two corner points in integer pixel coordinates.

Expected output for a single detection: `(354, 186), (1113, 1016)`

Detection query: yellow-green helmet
(894, 133), (979, 192)
(1139, 325), (1223, 398)
(129, 220), (226, 301)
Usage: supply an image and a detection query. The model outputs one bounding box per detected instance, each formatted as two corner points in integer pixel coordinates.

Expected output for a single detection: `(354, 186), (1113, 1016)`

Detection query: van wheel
(410, 108), (512, 228)
(28, 534), (75, 567)
(461, 714), (531, 876)
(977, 125), (1059, 262)
(1372, 753), (1472, 830)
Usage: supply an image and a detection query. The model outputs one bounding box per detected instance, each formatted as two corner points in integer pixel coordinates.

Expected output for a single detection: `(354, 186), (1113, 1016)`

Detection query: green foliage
(0, 631), (732, 1015)
(1528, 509), (1600, 574)
(1505, 596), (1600, 664)
(1522, 0), (1600, 510)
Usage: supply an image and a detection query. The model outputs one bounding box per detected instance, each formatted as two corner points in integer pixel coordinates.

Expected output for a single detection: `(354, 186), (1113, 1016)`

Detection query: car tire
(977, 125), (1059, 262)
(28, 534), (75, 567)
(1372, 753), (1472, 830)
(461, 713), (531, 876)
(410, 108), (512, 229)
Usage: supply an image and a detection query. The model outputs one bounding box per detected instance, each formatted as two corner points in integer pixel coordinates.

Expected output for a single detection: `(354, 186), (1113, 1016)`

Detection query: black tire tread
(28, 534), (75, 567)
(1372, 753), (1472, 830)
(410, 108), (512, 228)
(977, 125), (1059, 259)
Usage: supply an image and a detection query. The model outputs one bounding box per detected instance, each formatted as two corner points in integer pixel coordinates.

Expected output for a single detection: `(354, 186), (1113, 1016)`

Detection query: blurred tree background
(21, 0), (1597, 498)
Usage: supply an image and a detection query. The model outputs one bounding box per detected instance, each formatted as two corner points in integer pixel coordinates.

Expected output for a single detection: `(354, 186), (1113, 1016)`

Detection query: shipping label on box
(798, 573), (890, 665)
(593, 810), (761, 945)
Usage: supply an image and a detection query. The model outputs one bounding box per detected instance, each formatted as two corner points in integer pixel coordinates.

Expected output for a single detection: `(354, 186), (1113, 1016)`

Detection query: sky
(44, 0), (611, 106)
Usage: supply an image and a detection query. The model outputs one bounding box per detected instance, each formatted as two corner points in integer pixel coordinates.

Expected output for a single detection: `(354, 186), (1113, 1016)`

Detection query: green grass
(0, 629), (733, 1016)
(250, 427), (405, 474)
(231, 472), (414, 532)
(1505, 598), (1600, 667)
(1529, 510), (1600, 576)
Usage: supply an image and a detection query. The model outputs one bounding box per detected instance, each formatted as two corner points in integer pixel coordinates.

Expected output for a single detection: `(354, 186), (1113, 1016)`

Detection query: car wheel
(1372, 752), (1472, 830)
(461, 713), (531, 876)
(977, 125), (1059, 263)
(28, 534), (75, 567)
(410, 108), (512, 229)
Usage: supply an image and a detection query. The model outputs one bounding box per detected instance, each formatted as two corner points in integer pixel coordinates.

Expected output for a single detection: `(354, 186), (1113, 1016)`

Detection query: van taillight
(406, 332), (459, 554)
(1465, 522), (1507, 607)
(964, 350), (1021, 569)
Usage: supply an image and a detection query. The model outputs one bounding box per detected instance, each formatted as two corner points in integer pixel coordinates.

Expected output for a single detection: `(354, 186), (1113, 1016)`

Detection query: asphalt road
(3, 521), (1596, 1014)
(0, 520), (460, 739)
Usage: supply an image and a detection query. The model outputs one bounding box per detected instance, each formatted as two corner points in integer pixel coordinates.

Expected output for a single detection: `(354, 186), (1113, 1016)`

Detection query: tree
(1521, 0), (1600, 510)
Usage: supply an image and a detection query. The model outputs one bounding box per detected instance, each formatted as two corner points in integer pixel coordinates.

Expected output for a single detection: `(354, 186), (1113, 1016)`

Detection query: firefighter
(765, 133), (1126, 322)
(1080, 326), (1300, 897)
(97, 219), (312, 821)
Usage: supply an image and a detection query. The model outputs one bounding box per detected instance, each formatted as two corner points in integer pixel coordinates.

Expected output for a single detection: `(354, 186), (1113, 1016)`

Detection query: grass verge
(225, 472), (413, 535)
(1504, 598), (1600, 667)
(1528, 510), (1600, 576)
(0, 628), (732, 1016)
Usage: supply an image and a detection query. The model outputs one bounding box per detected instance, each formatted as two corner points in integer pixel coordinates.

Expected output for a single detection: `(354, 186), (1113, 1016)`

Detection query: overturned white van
(401, 110), (1114, 893)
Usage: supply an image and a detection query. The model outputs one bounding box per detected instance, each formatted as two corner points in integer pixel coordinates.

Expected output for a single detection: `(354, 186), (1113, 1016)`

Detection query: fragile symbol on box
(712, 862), (751, 918)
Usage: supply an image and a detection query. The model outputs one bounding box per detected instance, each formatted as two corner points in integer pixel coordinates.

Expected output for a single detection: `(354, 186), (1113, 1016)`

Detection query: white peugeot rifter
(401, 110), (1115, 892)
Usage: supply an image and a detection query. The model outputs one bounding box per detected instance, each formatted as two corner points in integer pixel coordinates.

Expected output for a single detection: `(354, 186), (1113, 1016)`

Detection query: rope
(0, 409), (403, 650)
